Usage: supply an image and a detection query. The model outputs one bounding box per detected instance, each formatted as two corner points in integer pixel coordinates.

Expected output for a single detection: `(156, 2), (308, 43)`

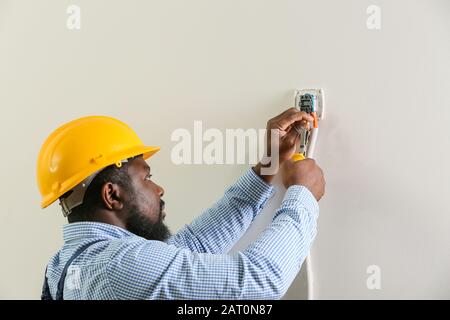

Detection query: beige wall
(1, 0), (449, 299)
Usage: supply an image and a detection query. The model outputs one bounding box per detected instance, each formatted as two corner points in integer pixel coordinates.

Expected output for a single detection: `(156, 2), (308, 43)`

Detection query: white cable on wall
(305, 126), (319, 300)
(293, 88), (325, 300)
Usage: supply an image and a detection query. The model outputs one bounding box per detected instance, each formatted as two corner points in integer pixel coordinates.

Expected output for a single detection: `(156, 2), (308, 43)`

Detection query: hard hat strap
(59, 170), (100, 217)
(59, 158), (132, 217)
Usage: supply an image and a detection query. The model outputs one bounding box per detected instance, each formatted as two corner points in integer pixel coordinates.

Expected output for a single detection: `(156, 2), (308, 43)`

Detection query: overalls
(41, 242), (97, 300)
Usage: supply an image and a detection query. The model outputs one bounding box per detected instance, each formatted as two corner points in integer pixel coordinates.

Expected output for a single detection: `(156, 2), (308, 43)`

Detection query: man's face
(122, 157), (171, 241)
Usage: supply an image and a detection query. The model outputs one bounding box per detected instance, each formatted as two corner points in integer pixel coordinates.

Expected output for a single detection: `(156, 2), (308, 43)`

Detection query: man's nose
(156, 184), (165, 197)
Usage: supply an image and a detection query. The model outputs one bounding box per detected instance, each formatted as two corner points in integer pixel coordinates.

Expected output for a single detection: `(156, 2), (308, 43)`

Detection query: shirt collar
(63, 222), (136, 243)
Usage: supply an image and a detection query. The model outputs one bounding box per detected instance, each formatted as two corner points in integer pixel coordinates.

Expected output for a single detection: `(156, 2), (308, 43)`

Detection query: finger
(275, 111), (314, 131)
(299, 119), (310, 130)
(271, 107), (298, 121)
(292, 123), (302, 135)
(269, 108), (313, 128)
(283, 125), (299, 145)
(271, 107), (307, 123)
(292, 120), (309, 133)
(292, 129), (301, 148)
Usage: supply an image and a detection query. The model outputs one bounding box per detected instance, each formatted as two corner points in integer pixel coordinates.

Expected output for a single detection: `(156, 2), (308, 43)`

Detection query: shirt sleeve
(167, 168), (275, 254)
(107, 185), (319, 300)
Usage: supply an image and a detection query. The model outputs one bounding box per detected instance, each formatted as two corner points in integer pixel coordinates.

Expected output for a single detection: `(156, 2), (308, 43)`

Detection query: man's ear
(101, 182), (124, 211)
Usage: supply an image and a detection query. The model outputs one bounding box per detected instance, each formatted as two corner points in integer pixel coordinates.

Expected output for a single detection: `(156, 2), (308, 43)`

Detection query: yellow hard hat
(37, 116), (160, 210)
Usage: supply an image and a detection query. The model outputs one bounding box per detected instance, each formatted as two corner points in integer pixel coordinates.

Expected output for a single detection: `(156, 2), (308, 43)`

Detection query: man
(37, 108), (325, 299)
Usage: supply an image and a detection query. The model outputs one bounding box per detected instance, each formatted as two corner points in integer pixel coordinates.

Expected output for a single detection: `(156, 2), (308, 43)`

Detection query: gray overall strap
(41, 241), (99, 300)
(41, 268), (52, 300)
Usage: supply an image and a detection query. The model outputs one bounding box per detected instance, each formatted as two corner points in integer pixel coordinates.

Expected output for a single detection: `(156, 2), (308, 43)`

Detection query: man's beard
(126, 199), (171, 241)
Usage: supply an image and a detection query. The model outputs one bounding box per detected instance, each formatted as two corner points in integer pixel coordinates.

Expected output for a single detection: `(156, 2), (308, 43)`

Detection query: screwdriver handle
(292, 153), (305, 162)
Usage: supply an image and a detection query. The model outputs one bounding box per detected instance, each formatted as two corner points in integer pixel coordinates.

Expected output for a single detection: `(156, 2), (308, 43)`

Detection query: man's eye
(145, 174), (152, 181)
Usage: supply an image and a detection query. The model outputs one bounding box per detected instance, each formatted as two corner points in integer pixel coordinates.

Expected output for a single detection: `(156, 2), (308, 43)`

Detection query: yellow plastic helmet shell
(37, 116), (160, 209)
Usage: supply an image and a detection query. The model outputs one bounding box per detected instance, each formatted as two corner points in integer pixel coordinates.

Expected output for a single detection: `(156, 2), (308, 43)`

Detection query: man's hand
(281, 158), (325, 201)
(253, 108), (314, 184)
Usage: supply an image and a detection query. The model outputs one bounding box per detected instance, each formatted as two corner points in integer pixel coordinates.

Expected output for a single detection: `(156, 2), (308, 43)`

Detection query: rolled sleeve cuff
(235, 168), (276, 206)
(281, 185), (319, 220)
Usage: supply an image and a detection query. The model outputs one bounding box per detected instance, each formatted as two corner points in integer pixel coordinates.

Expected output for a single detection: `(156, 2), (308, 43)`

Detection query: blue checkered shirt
(44, 168), (319, 299)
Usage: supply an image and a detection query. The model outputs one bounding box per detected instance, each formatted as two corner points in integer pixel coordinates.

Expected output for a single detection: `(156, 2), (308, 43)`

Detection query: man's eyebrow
(143, 164), (151, 172)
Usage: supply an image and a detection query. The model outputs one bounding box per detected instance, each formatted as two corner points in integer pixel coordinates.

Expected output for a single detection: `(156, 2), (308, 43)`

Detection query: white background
(0, 0), (449, 299)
